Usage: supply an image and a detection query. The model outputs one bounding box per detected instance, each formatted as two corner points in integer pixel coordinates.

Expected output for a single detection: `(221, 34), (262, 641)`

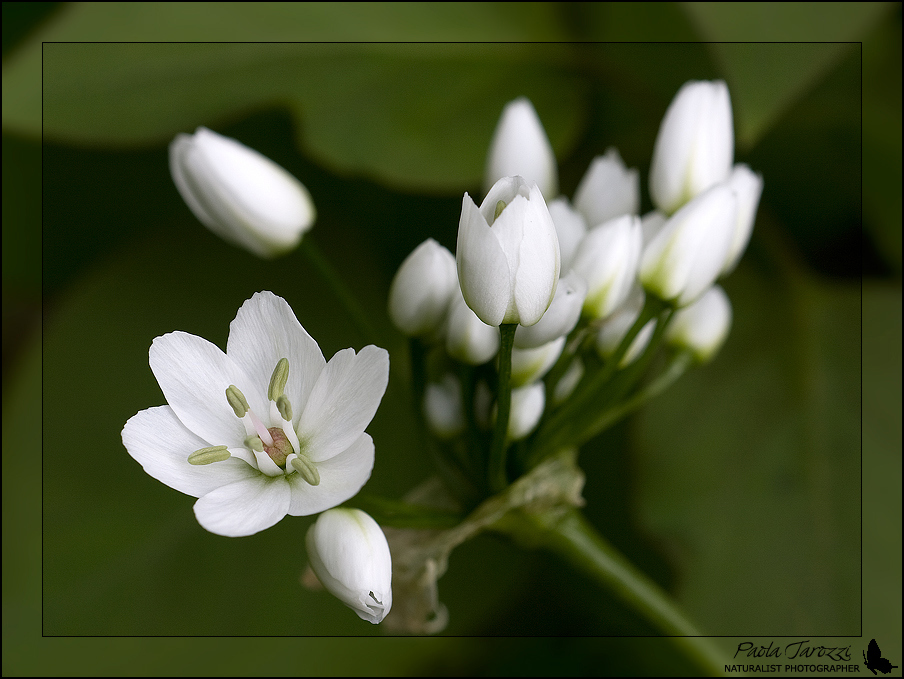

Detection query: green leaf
(4, 4), (583, 191)
(682, 2), (894, 147)
(633, 262), (862, 637)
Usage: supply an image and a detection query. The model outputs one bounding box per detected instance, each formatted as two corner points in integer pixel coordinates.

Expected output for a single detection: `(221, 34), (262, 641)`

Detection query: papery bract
(306, 507), (393, 624)
(170, 127), (315, 258)
(649, 80), (733, 215)
(122, 291), (388, 537)
(457, 176), (560, 327)
(484, 97), (558, 199)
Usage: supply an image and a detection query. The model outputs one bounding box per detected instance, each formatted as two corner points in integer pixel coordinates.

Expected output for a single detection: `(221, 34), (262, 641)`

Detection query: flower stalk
(488, 323), (518, 492)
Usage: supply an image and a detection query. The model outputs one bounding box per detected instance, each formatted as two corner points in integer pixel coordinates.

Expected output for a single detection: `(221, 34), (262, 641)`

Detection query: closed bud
(169, 127), (315, 258)
(508, 382), (546, 441)
(510, 336), (566, 387)
(640, 184), (737, 307)
(389, 239), (458, 337)
(306, 508), (393, 624)
(571, 214), (643, 320)
(446, 293), (500, 365)
(649, 80), (734, 215)
(423, 374), (465, 439)
(666, 285), (732, 363)
(573, 148), (640, 227)
(515, 270), (587, 349)
(548, 197), (588, 272)
(484, 97), (558, 199)
(721, 164), (764, 275)
(457, 176), (560, 327)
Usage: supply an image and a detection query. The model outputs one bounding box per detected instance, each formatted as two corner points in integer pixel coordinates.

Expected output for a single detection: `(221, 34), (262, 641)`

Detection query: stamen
(225, 385), (249, 417)
(494, 199), (507, 220)
(290, 455), (321, 485)
(276, 394), (293, 422)
(268, 358), (289, 401)
(244, 435), (264, 452)
(188, 445), (231, 465)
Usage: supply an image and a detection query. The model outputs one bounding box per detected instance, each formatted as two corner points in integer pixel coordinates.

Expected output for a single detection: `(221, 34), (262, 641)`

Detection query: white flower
(640, 183), (737, 307)
(508, 382), (546, 441)
(122, 291), (389, 537)
(547, 197), (588, 272)
(388, 239), (458, 337)
(514, 270), (587, 349)
(170, 127), (316, 258)
(511, 336), (566, 388)
(457, 176), (560, 327)
(445, 292), (500, 365)
(649, 80), (734, 215)
(484, 97), (558, 199)
(306, 508), (392, 624)
(666, 285), (732, 363)
(721, 164), (764, 275)
(573, 148), (640, 228)
(571, 214), (643, 320)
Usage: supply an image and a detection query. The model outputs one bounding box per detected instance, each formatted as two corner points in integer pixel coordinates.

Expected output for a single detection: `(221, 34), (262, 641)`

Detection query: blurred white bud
(423, 374), (465, 439)
(721, 164), (764, 275)
(446, 292), (500, 365)
(649, 80), (734, 215)
(571, 214), (643, 319)
(640, 184), (737, 307)
(595, 285), (645, 360)
(388, 239), (458, 337)
(515, 270), (587, 349)
(511, 336), (566, 388)
(457, 176), (560, 327)
(548, 197), (588, 272)
(484, 97), (558, 199)
(573, 147), (640, 227)
(666, 285), (732, 363)
(169, 127), (315, 258)
(305, 508), (392, 624)
(552, 357), (584, 405)
(640, 210), (668, 249)
(508, 382), (546, 441)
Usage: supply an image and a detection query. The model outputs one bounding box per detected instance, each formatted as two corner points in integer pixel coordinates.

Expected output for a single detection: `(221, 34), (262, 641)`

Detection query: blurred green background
(3, 2), (900, 676)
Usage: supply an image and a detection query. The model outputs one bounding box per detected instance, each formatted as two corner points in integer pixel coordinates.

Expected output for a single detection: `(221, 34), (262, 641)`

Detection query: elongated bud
(446, 293), (500, 365)
(573, 148), (640, 227)
(169, 127), (315, 258)
(388, 239), (458, 337)
(306, 508), (393, 624)
(484, 97), (558, 199)
(665, 285), (732, 363)
(649, 80), (733, 215)
(721, 164), (763, 275)
(514, 270), (587, 349)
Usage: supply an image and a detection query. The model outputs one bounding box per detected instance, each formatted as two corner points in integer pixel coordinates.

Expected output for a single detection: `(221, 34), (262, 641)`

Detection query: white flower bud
(548, 197), (588, 272)
(640, 210), (668, 248)
(508, 382), (546, 441)
(573, 148), (640, 227)
(457, 176), (560, 327)
(446, 293), (500, 365)
(666, 285), (732, 363)
(649, 80), (734, 215)
(571, 214), (643, 320)
(553, 357), (584, 405)
(511, 336), (566, 387)
(514, 270), (587, 349)
(388, 239), (458, 337)
(721, 164), (764, 275)
(640, 184), (737, 307)
(595, 285), (645, 360)
(305, 508), (392, 624)
(169, 127), (315, 258)
(484, 97), (558, 199)
(423, 374), (464, 439)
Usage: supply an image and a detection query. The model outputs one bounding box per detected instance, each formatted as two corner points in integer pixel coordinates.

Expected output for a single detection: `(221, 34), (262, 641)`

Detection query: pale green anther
(188, 445), (231, 465)
(291, 455), (321, 486)
(268, 358), (290, 401)
(225, 385), (249, 417)
(276, 394), (293, 422)
(244, 435), (264, 452)
(494, 200), (507, 220)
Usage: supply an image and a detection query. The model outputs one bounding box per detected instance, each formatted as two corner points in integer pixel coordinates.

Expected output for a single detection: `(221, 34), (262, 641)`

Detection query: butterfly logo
(863, 638), (899, 676)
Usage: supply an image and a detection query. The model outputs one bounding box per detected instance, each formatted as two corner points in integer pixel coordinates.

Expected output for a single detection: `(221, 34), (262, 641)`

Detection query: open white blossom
(122, 291), (389, 537)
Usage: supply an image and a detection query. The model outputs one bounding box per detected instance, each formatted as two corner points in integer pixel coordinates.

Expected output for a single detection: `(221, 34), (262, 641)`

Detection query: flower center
(263, 426), (294, 468)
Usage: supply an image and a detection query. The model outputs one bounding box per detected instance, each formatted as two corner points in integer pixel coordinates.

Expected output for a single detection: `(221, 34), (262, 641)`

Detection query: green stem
(501, 507), (726, 676)
(488, 323), (518, 492)
(301, 236), (381, 344)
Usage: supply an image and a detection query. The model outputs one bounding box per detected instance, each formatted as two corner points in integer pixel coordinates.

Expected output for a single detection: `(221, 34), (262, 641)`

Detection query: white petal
(226, 291), (326, 423)
(149, 331), (264, 448)
(123, 406), (259, 497)
(510, 186), (560, 326)
(287, 433), (375, 516)
(193, 474), (291, 537)
(297, 346), (389, 462)
(456, 193), (511, 326)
